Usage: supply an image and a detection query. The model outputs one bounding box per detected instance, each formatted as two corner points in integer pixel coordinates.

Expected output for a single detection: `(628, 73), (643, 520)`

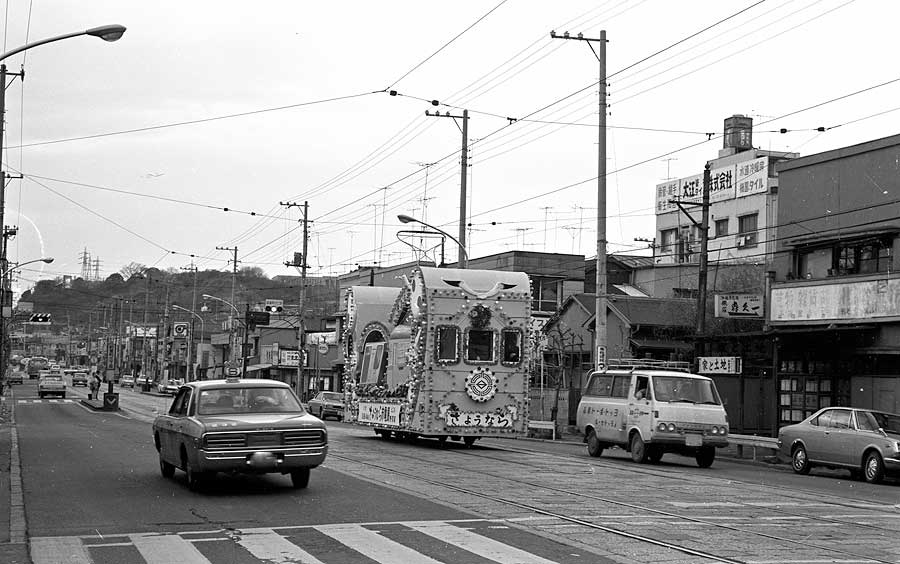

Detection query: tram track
(329, 433), (898, 564)
(465, 440), (900, 535)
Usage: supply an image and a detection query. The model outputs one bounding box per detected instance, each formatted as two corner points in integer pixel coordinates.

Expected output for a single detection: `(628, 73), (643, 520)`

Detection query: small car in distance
(38, 374), (66, 398)
(778, 407), (900, 484)
(7, 371), (24, 385)
(71, 372), (89, 387)
(307, 391), (345, 421)
(120, 374), (135, 388)
(152, 378), (327, 490)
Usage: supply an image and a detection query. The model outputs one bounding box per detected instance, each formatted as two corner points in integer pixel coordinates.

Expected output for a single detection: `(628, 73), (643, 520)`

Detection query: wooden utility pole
(697, 164), (711, 338)
(551, 29), (607, 370)
(282, 201), (309, 399)
(425, 109), (469, 267)
(180, 263), (198, 381)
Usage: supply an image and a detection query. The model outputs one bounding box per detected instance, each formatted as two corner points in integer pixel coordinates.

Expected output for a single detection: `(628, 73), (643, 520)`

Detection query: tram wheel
(463, 436), (478, 448)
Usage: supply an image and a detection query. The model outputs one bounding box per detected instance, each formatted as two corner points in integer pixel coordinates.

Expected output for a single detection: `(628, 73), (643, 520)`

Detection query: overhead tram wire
(7, 90), (383, 151)
(385, 0), (510, 90)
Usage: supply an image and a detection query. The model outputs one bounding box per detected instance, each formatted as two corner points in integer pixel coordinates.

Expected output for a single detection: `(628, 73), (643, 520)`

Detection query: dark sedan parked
(778, 407), (900, 484)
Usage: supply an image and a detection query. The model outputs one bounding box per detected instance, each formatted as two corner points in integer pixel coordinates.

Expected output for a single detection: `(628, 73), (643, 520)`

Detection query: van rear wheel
(586, 430), (603, 458)
(630, 434), (648, 463)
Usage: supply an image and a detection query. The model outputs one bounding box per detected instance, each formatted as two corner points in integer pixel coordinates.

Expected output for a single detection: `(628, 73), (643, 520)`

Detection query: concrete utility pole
(551, 29), (607, 370)
(282, 201), (309, 399)
(217, 245), (239, 369)
(141, 272), (151, 379)
(425, 109), (469, 268)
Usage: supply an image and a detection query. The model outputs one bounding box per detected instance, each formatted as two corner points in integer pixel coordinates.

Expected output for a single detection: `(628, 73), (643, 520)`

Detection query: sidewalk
(0, 393), (32, 563)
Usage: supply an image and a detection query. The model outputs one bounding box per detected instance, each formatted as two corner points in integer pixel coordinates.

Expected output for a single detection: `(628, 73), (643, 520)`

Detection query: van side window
(610, 375), (630, 398)
(634, 376), (650, 399)
(586, 374), (613, 397)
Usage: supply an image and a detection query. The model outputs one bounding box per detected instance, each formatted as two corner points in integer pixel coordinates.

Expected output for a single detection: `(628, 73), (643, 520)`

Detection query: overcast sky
(3, 0), (898, 293)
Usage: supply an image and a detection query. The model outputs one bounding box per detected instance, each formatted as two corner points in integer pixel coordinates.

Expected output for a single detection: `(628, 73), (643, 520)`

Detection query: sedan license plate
(247, 433), (279, 447)
(685, 434), (703, 447)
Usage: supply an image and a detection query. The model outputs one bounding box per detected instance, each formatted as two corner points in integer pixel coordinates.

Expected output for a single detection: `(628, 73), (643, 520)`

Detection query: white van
(576, 360), (729, 468)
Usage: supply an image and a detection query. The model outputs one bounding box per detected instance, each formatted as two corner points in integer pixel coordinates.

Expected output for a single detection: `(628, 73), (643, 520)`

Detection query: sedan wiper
(669, 399), (696, 403)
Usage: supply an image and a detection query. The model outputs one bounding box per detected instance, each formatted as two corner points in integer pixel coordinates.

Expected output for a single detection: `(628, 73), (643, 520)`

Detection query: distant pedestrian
(90, 373), (101, 400)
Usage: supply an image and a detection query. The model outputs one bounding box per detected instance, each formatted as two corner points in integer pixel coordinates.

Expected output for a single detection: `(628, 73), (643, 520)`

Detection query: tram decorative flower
(342, 267), (532, 446)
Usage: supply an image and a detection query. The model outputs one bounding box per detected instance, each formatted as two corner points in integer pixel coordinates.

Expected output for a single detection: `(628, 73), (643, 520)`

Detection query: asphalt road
(11, 381), (592, 564)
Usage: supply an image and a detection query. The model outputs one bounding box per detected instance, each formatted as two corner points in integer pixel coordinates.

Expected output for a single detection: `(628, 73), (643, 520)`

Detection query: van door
(626, 374), (652, 439)
(608, 373), (631, 444)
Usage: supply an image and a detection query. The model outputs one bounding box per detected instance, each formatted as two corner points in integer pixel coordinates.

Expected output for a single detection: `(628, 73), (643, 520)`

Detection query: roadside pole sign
(172, 322), (189, 338)
(317, 343), (329, 355)
(596, 345), (607, 370)
(715, 294), (763, 318)
(226, 366), (240, 377)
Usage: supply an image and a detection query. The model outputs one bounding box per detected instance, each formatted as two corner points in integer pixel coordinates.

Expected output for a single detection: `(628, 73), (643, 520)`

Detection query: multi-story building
(770, 132), (900, 425)
(651, 115), (797, 298)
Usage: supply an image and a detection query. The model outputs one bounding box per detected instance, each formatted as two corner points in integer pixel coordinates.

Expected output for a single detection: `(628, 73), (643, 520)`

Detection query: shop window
(532, 277), (560, 312)
(738, 213), (758, 247)
(714, 218), (729, 238)
(501, 329), (522, 364)
(435, 326), (458, 363)
(466, 329), (494, 362)
(798, 247), (832, 279)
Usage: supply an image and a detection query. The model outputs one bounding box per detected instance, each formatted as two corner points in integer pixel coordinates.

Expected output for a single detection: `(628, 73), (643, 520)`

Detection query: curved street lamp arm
(397, 215), (468, 262)
(0, 25), (126, 63)
(201, 294), (240, 315)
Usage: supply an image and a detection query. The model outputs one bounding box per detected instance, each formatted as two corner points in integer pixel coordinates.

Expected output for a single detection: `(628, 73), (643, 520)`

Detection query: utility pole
(282, 200), (309, 400)
(697, 164), (711, 340)
(180, 263), (198, 381)
(141, 272), (151, 380)
(551, 29), (607, 370)
(425, 109), (469, 267)
(217, 245), (239, 371)
(0, 64), (24, 379)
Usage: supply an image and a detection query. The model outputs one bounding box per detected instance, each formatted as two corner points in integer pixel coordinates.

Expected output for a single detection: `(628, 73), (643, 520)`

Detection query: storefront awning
(245, 363), (272, 373)
(630, 338), (692, 351)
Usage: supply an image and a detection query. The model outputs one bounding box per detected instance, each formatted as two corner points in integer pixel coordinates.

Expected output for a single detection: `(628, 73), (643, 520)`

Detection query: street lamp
(0, 25), (125, 380)
(172, 304), (204, 381)
(201, 293), (242, 377)
(0, 257), (53, 379)
(397, 214), (468, 267)
(0, 257), (53, 279)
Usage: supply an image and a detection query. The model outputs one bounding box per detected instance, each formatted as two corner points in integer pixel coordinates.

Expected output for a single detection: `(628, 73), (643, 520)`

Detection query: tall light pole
(397, 214), (468, 267)
(0, 25), (125, 379)
(202, 293), (241, 376)
(550, 29), (608, 371)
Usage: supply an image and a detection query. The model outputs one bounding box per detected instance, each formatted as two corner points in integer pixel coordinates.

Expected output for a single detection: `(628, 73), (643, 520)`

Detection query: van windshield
(652, 376), (721, 405)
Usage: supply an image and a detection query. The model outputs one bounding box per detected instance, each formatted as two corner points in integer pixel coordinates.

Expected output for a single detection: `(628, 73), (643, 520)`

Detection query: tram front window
(467, 329), (494, 362)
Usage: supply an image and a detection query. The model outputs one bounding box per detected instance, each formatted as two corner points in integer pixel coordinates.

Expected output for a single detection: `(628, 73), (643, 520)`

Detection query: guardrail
(728, 434), (780, 461)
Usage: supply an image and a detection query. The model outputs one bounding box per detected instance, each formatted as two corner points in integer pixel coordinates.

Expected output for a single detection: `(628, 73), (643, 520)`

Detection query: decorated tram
(343, 266), (532, 446)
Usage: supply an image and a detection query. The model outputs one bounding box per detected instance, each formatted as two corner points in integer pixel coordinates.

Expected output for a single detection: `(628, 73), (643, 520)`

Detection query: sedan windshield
(652, 376), (721, 405)
(197, 387), (304, 415)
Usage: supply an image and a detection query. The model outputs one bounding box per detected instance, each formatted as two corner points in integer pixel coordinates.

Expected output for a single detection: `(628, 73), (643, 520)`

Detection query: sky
(3, 0), (899, 294)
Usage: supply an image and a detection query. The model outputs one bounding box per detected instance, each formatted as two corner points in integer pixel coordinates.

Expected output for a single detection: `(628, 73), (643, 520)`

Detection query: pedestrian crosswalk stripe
(31, 536), (92, 564)
(317, 523), (446, 564)
(17, 399), (74, 404)
(237, 530), (326, 564)
(408, 521), (559, 564)
(131, 534), (209, 564)
(30, 520), (569, 564)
